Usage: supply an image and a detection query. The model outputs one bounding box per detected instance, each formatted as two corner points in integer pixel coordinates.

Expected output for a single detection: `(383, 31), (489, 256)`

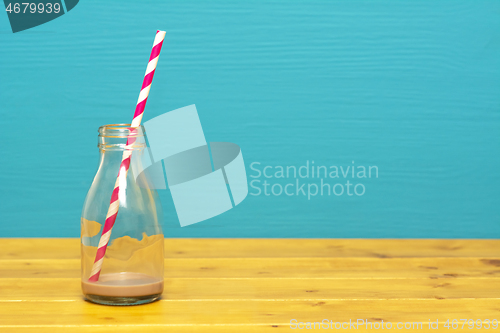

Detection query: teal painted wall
(1, 1), (499, 238)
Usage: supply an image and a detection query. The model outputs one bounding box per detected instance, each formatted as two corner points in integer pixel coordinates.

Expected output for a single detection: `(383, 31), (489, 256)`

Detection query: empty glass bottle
(81, 124), (164, 306)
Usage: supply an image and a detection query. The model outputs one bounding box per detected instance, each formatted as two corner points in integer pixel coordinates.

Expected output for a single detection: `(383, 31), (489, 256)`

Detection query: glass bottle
(81, 124), (164, 306)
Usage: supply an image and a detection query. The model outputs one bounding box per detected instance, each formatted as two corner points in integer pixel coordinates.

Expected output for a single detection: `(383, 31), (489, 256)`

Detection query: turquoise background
(1, 1), (499, 238)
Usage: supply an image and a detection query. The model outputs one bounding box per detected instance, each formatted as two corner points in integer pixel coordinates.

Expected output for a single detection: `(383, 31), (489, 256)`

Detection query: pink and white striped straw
(88, 30), (166, 282)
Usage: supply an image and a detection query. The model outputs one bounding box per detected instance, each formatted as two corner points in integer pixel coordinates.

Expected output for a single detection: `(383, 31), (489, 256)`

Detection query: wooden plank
(1, 238), (498, 332)
(0, 239), (499, 260)
(0, 327), (289, 333)
(163, 239), (500, 259)
(0, 327), (314, 333)
(0, 299), (498, 326)
(0, 238), (80, 259)
(5, 326), (497, 333)
(0, 277), (499, 301)
(3, 324), (499, 333)
(0, 257), (499, 279)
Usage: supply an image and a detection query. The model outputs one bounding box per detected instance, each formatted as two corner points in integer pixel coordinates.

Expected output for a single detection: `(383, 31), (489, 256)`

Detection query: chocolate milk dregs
(82, 272), (163, 297)
(81, 226), (164, 305)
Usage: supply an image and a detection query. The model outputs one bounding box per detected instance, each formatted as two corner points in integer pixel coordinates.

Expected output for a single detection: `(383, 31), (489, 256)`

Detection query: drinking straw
(88, 30), (166, 282)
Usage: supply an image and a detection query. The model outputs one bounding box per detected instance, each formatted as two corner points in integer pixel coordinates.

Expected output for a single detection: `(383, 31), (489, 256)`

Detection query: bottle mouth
(98, 124), (146, 151)
(98, 124), (145, 138)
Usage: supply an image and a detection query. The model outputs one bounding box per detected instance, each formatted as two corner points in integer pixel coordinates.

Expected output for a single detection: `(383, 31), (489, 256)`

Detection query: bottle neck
(94, 124), (147, 183)
(98, 124), (146, 155)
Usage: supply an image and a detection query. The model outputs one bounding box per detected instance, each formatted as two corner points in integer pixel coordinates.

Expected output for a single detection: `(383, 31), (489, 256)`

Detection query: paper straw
(88, 30), (166, 282)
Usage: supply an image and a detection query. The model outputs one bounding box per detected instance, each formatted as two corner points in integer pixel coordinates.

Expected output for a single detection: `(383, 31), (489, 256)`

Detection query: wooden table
(0, 239), (498, 332)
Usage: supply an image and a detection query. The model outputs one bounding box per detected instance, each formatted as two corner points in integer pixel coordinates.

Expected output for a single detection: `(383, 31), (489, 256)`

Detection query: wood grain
(1, 257), (499, 278)
(0, 277), (499, 301)
(0, 238), (499, 259)
(0, 238), (498, 332)
(0, 299), (498, 324)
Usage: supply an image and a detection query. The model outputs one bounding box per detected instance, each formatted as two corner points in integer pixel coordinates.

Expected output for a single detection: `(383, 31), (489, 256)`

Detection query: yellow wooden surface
(0, 239), (498, 332)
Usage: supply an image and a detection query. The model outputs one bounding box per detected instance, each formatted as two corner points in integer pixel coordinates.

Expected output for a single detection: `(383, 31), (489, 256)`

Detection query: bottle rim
(98, 124), (145, 138)
(98, 124), (146, 151)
